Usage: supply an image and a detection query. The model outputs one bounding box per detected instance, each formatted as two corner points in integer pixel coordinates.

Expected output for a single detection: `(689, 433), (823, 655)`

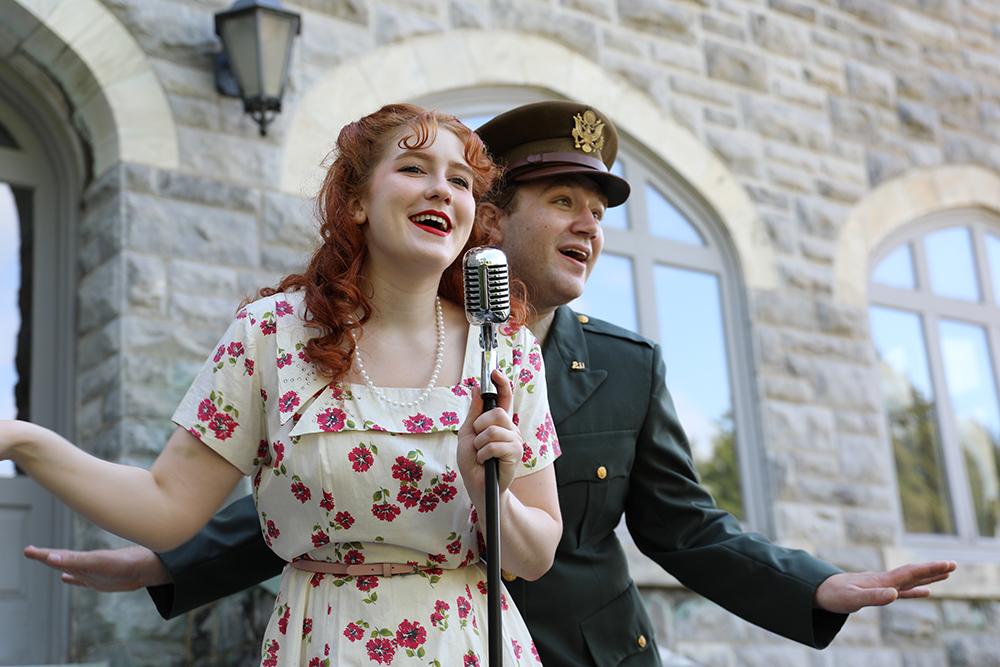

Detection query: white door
(0, 86), (73, 664)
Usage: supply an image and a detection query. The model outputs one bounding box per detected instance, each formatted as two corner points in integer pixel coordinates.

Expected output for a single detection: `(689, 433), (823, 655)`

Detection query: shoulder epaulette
(575, 313), (654, 348)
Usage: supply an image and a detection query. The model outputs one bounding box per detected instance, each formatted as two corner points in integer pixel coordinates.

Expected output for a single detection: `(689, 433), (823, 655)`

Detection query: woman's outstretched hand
(457, 369), (523, 505)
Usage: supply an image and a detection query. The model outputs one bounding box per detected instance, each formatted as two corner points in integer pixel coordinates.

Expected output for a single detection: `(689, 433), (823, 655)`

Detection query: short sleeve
(172, 312), (265, 476)
(506, 326), (559, 478)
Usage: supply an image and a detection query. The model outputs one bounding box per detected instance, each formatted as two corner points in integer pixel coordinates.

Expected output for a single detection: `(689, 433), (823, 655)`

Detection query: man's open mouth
(559, 246), (590, 263)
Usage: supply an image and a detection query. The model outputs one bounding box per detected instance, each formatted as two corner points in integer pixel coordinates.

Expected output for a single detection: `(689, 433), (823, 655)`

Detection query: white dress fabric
(172, 291), (559, 666)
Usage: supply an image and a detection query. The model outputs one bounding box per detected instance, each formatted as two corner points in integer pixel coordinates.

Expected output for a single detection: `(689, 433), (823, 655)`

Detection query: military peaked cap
(476, 101), (631, 207)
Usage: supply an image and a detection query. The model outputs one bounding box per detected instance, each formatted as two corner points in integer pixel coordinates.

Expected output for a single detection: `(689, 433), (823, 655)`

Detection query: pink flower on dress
(302, 617), (313, 638)
(536, 423), (550, 443)
(213, 345), (225, 363)
(290, 478), (311, 503)
(439, 411), (459, 426)
(355, 576), (378, 592)
(434, 483), (458, 503)
(464, 652), (480, 667)
(457, 595), (471, 619)
(512, 639), (523, 659)
(317, 407), (347, 432)
(344, 549), (364, 564)
(391, 456), (423, 483)
(396, 485), (422, 508)
(236, 308), (248, 320)
(403, 413), (432, 433)
(244, 358), (255, 376)
(521, 443), (534, 463)
(446, 538), (462, 554)
(395, 619), (427, 649)
(428, 552), (447, 564)
(531, 642), (540, 661)
(273, 441), (285, 468)
(512, 348), (522, 366)
(208, 412), (237, 441)
(260, 319), (277, 335)
(276, 352), (293, 368)
(344, 623), (364, 642)
(366, 637), (395, 664)
(334, 511), (355, 530)
(348, 446), (373, 472)
(227, 341), (244, 358)
(371, 502), (401, 522)
(442, 469), (457, 483)
(418, 491), (440, 513)
(266, 519), (280, 540)
(435, 599), (450, 613)
(278, 391), (300, 413)
(309, 658), (320, 667)
(278, 605), (290, 635)
(319, 490), (335, 512)
(275, 300), (293, 317)
(197, 398), (216, 422)
(518, 368), (534, 386)
(529, 350), (542, 371)
(311, 529), (329, 548)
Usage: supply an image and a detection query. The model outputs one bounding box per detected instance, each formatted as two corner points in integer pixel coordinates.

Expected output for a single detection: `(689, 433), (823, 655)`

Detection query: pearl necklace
(350, 296), (445, 408)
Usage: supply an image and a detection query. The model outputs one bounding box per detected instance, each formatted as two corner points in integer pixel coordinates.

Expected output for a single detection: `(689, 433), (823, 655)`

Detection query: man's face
(496, 177), (608, 313)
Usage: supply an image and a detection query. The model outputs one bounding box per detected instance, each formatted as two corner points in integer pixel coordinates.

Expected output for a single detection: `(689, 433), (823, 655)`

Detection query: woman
(1, 104), (562, 665)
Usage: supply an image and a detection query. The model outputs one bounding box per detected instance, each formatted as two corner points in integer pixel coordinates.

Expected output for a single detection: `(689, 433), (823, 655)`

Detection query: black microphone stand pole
(478, 319), (503, 667)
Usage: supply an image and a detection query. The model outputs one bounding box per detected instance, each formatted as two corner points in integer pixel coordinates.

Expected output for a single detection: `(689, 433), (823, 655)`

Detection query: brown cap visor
(507, 160), (631, 208)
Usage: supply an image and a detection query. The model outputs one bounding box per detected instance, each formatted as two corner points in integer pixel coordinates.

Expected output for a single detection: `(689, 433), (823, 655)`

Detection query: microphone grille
(463, 247), (510, 325)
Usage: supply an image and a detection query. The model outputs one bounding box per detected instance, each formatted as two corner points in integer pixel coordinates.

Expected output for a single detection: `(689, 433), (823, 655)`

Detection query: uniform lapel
(542, 306), (608, 427)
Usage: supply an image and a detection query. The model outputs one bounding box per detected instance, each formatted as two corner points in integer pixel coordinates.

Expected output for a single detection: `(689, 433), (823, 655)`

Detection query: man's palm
(815, 561), (957, 614)
(23, 544), (169, 592)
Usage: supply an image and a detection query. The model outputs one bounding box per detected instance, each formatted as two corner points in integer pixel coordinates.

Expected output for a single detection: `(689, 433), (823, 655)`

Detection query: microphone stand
(478, 320), (503, 667)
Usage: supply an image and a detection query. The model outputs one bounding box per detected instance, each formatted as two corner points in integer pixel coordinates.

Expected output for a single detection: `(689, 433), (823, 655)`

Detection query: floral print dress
(172, 292), (558, 666)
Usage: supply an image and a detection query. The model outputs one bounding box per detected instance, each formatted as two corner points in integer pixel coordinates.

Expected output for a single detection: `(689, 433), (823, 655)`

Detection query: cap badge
(572, 110), (605, 154)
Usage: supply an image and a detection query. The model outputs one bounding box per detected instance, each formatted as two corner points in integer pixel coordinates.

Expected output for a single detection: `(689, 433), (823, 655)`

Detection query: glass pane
(939, 320), (1000, 537)
(986, 234), (1000, 305)
(570, 253), (637, 332)
(259, 14), (296, 97)
(872, 244), (916, 290)
(601, 161), (628, 230)
(654, 265), (742, 519)
(925, 227), (980, 302)
(0, 120), (18, 149)
(869, 306), (955, 534)
(0, 183), (25, 478)
(646, 184), (704, 245)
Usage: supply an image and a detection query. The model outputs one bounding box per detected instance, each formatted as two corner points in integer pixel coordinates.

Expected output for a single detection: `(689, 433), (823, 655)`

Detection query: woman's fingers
(491, 368), (513, 412)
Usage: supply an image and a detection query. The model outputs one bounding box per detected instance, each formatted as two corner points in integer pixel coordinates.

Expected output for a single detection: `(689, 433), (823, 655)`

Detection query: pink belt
(290, 559), (437, 578)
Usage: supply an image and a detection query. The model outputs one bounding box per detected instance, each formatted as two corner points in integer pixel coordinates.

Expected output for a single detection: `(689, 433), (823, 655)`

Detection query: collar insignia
(571, 360), (586, 371)
(572, 110), (605, 154)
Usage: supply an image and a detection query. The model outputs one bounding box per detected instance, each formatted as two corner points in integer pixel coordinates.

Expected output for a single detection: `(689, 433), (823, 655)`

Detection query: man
(27, 101), (954, 666)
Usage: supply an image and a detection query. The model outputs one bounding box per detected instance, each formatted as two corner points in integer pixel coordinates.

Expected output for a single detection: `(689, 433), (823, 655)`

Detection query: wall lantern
(213, 0), (302, 136)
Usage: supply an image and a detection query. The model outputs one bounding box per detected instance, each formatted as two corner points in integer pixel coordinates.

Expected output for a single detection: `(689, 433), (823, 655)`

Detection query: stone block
(898, 99), (939, 139)
(945, 634), (1000, 667)
(760, 211), (798, 254)
(702, 14), (746, 41)
(777, 257), (833, 293)
(770, 75), (827, 110)
(177, 128), (281, 186)
(795, 196), (849, 240)
(813, 544), (884, 572)
(166, 93), (221, 131)
(834, 0), (897, 29)
(900, 650), (950, 667)
(940, 600), (990, 630)
(706, 41), (768, 91)
(801, 237), (835, 263)
(496, 0), (602, 56)
(816, 301), (866, 336)
(746, 97), (830, 149)
(673, 597), (751, 642)
(838, 434), (891, 483)
(300, 9), (372, 69)
(846, 61), (896, 107)
(835, 410), (881, 436)
(867, 150), (910, 187)
(170, 258), (241, 297)
(703, 107), (739, 128)
(261, 244), (312, 274)
(829, 647), (902, 667)
(672, 643), (735, 667)
(750, 12), (810, 57)
(829, 96), (882, 142)
(761, 374), (815, 402)
(752, 290), (820, 329)
(125, 252), (167, 314)
(604, 26), (652, 58)
(168, 292), (240, 331)
(706, 127), (761, 177)
(883, 600), (942, 641)
(561, 0), (614, 20)
(262, 192), (319, 250)
(102, 0), (219, 68)
(738, 645), (814, 667)
(78, 257), (125, 334)
(651, 41), (704, 73)
(767, 0), (816, 23)
(618, 0), (697, 37)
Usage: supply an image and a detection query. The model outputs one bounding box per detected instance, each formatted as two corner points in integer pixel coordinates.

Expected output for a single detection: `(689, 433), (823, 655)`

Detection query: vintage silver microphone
(462, 246), (510, 667)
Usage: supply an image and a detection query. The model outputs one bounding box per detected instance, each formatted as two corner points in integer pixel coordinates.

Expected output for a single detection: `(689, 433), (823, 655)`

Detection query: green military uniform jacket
(150, 306), (847, 665)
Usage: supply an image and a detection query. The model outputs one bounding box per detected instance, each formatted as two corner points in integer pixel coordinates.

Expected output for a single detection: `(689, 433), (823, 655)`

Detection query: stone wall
(9, 0), (1000, 664)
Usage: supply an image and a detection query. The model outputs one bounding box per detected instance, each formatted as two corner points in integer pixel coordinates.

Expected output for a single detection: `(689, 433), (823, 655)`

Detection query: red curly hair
(257, 103), (526, 381)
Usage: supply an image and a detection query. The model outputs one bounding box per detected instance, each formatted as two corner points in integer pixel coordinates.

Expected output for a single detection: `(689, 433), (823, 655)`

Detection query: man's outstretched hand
(23, 544), (171, 592)
(815, 560), (957, 614)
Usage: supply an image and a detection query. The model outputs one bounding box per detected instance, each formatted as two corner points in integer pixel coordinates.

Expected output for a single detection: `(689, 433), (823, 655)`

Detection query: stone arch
(281, 30), (777, 291)
(834, 165), (1000, 307)
(5, 0), (178, 176)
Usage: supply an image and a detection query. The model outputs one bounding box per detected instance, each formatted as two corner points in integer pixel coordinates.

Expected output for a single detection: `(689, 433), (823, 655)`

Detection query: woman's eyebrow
(395, 149), (473, 176)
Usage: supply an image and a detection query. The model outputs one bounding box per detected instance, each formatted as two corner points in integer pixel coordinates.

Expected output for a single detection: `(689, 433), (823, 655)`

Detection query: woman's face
(356, 127), (476, 277)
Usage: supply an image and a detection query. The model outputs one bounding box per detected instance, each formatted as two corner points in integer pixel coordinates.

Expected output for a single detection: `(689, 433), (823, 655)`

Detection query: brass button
(596, 465), (607, 480)
(501, 569), (517, 582)
(577, 314), (589, 324)
(637, 634), (647, 649)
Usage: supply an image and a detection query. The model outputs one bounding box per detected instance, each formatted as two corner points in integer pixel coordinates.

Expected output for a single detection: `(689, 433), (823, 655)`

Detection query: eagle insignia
(572, 110), (605, 154)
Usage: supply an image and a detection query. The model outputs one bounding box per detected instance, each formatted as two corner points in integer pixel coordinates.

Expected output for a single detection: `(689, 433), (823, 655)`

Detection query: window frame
(870, 208), (1000, 556)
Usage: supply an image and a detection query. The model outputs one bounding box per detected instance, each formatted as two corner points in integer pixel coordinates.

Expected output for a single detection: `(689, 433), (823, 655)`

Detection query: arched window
(418, 88), (764, 526)
(870, 210), (1000, 546)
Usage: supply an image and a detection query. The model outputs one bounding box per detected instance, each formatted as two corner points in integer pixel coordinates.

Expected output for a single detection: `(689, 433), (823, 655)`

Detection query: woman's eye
(450, 176), (470, 189)
(400, 165), (423, 174)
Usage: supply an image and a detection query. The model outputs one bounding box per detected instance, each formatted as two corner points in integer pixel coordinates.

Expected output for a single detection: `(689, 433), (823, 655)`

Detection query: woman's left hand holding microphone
(457, 368), (523, 507)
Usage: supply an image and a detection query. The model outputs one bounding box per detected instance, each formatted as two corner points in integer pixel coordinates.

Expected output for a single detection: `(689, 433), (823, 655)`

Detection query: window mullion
(972, 223), (996, 307)
(923, 312), (977, 542)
